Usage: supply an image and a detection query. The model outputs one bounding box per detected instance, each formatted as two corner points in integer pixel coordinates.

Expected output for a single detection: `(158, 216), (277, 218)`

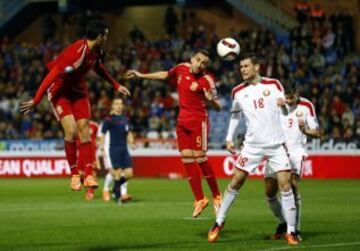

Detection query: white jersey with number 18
(231, 77), (286, 148)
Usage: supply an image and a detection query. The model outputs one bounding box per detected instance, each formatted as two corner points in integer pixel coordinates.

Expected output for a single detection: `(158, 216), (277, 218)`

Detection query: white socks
(216, 186), (239, 225)
(281, 190), (297, 234)
(267, 196), (286, 224)
(295, 194), (301, 231)
(103, 172), (113, 192)
(121, 182), (128, 195)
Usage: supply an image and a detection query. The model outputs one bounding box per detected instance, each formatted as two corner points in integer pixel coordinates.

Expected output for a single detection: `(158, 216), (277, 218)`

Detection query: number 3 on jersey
(288, 118), (293, 128)
(253, 98), (265, 109)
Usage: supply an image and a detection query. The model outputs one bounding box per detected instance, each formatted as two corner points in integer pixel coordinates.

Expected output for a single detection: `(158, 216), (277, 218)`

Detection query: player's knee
(195, 156), (207, 163)
(64, 126), (77, 140)
(124, 170), (133, 179)
(113, 170), (122, 179)
(181, 155), (195, 164)
(278, 182), (292, 192)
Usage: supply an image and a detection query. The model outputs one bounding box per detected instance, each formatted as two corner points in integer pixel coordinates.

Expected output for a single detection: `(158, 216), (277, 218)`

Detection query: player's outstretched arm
(20, 67), (61, 115)
(203, 88), (221, 111)
(125, 70), (169, 81)
(93, 63), (130, 96)
(225, 111), (242, 154)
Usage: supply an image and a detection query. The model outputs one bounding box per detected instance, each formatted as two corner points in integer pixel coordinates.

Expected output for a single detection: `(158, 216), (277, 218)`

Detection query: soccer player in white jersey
(265, 83), (320, 242)
(207, 53), (298, 245)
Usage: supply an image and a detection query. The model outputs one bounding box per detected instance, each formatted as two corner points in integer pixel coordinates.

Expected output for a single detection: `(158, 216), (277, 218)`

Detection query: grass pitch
(0, 178), (359, 251)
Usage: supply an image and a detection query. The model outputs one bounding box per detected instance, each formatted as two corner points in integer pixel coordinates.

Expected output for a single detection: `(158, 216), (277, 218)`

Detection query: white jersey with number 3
(231, 77), (286, 147)
(281, 97), (318, 155)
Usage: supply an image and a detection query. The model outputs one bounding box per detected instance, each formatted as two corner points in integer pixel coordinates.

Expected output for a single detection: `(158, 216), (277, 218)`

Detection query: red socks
(198, 160), (221, 198)
(183, 162), (204, 201)
(78, 141), (94, 177)
(64, 140), (78, 176)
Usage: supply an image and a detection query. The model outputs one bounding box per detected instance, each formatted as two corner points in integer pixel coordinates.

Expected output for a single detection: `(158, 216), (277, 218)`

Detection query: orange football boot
(192, 197), (209, 218)
(70, 175), (81, 191)
(208, 222), (225, 243)
(84, 175), (98, 189)
(284, 232), (299, 245)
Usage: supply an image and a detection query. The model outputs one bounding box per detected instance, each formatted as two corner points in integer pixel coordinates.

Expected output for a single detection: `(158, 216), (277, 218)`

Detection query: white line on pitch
(256, 241), (360, 251)
(182, 217), (212, 220)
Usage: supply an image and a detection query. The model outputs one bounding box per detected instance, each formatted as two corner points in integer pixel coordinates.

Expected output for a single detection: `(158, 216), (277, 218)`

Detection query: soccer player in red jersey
(20, 20), (130, 191)
(126, 50), (222, 218)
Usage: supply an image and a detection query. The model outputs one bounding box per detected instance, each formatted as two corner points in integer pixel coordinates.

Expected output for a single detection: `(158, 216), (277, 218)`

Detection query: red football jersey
(46, 39), (98, 100)
(32, 39), (120, 105)
(168, 63), (216, 121)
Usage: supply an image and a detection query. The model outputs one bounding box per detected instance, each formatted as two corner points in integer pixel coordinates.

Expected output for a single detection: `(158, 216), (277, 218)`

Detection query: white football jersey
(280, 97), (318, 154)
(231, 77), (286, 147)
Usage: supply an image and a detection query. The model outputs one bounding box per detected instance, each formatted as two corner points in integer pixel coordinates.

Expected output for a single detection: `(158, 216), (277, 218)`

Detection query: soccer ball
(216, 37), (240, 61)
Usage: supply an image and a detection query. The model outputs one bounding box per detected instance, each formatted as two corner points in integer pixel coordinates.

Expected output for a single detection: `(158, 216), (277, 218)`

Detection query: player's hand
(19, 99), (35, 115)
(125, 70), (142, 79)
(298, 119), (306, 133)
(277, 98), (286, 107)
(129, 143), (136, 150)
(203, 88), (214, 101)
(117, 85), (131, 96)
(226, 141), (236, 155)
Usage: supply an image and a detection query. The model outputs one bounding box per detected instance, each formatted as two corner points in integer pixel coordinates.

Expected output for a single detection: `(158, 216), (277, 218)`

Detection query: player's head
(284, 82), (299, 106)
(86, 19), (109, 46)
(239, 53), (260, 82)
(111, 98), (124, 115)
(190, 49), (210, 74)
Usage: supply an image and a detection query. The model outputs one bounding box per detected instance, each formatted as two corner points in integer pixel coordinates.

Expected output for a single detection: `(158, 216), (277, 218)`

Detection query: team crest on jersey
(177, 75), (183, 83)
(296, 111), (303, 117)
(263, 89), (270, 96)
(190, 82), (198, 91)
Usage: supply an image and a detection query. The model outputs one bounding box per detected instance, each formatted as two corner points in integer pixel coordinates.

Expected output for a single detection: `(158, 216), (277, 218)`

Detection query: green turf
(0, 178), (359, 251)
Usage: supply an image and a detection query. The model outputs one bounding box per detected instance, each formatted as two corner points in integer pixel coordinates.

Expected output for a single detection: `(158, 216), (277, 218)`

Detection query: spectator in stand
(311, 3), (325, 23)
(295, 0), (311, 23)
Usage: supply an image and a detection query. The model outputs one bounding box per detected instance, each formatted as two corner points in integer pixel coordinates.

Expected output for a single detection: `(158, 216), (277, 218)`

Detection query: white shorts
(265, 149), (306, 178)
(235, 143), (291, 175)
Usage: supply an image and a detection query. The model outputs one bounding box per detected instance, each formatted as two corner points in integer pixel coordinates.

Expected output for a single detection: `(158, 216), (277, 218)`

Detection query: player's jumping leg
(265, 177), (287, 240)
(291, 173), (302, 241)
(195, 153), (222, 215)
(208, 169), (247, 243)
(277, 171), (298, 245)
(77, 119), (98, 189)
(60, 115), (81, 191)
(181, 150), (207, 218)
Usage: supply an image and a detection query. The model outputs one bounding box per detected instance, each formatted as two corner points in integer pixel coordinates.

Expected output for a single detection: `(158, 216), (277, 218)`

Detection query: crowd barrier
(1, 150), (359, 179)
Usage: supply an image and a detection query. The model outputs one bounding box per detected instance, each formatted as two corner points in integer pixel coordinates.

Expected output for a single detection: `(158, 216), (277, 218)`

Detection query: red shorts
(49, 96), (90, 121)
(176, 118), (209, 151)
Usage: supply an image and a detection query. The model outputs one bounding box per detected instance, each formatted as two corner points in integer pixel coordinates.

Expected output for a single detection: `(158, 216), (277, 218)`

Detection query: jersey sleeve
(274, 82), (285, 99)
(305, 106), (319, 130)
(168, 65), (179, 78)
(231, 93), (242, 113)
(56, 42), (87, 74)
(101, 117), (111, 134)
